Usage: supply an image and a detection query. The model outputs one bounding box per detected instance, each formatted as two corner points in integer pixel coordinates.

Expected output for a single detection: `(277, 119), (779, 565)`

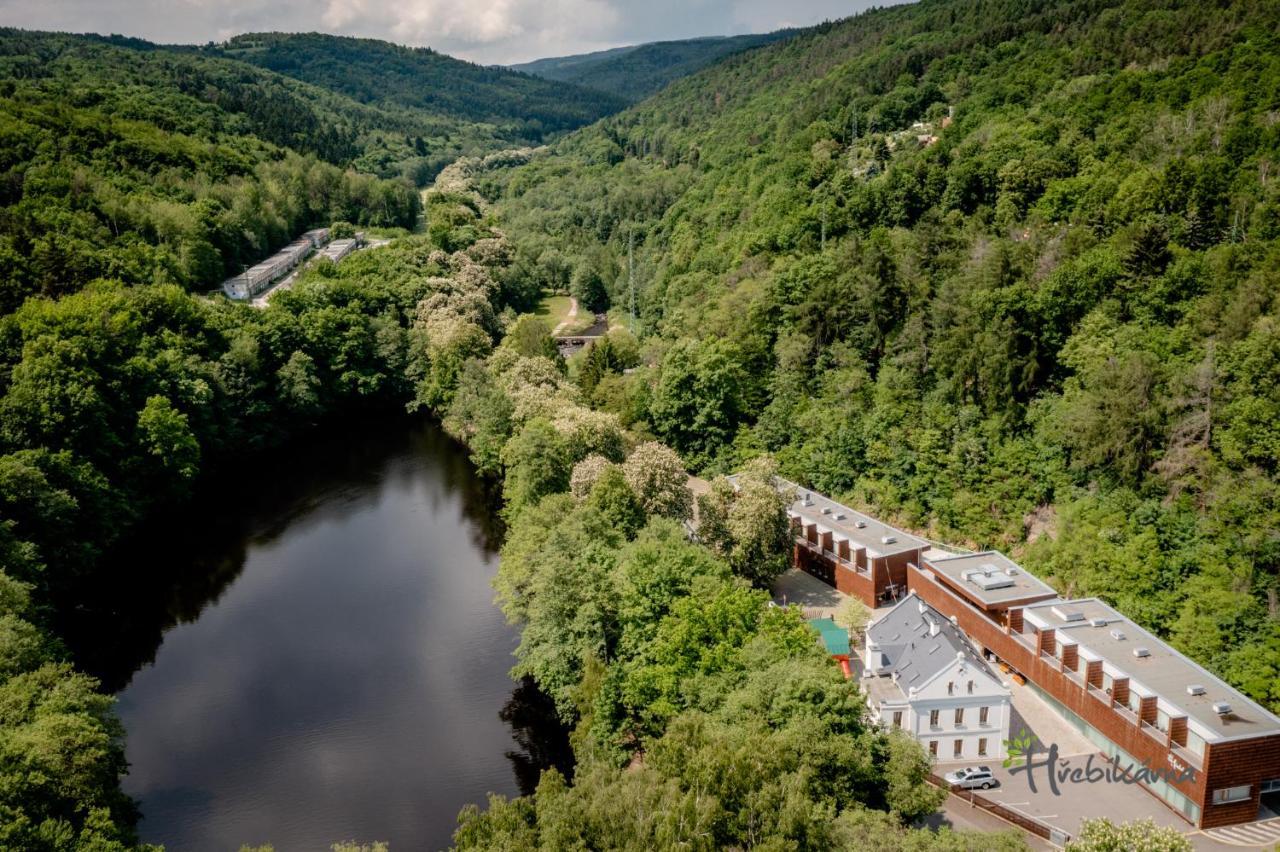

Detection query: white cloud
(316, 0), (618, 59)
(0, 0), (904, 64)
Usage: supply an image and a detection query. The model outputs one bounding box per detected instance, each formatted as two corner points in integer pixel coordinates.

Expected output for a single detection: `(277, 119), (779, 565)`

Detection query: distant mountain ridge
(209, 32), (626, 136)
(510, 30), (798, 102)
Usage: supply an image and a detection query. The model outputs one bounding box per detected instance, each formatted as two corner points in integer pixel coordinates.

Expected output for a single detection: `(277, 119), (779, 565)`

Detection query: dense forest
(509, 30), (798, 102)
(474, 0), (1280, 715)
(211, 32), (625, 138)
(0, 0), (1277, 847)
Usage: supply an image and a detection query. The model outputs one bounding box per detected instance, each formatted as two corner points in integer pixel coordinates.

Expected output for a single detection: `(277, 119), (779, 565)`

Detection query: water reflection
(502, 676), (575, 795)
(60, 416), (564, 851)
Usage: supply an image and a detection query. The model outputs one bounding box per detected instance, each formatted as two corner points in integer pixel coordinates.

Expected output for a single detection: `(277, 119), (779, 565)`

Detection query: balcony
(1168, 741), (1203, 771)
(1138, 719), (1168, 747)
(1113, 703), (1139, 726)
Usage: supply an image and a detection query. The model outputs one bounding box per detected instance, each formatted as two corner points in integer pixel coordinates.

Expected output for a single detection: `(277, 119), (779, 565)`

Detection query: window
(978, 738), (988, 757)
(954, 739), (963, 758)
(929, 741), (938, 756)
(967, 680), (975, 694)
(892, 711), (903, 729)
(1213, 786), (1252, 805)
(979, 706), (989, 725)
(929, 709), (940, 728)
(947, 682), (954, 695)
(954, 708), (964, 726)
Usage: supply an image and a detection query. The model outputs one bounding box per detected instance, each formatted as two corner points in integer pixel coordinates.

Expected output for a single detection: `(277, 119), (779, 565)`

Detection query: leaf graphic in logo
(1003, 728), (1034, 768)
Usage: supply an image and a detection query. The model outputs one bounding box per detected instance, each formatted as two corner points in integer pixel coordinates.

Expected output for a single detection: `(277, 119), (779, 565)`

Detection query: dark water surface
(66, 417), (568, 851)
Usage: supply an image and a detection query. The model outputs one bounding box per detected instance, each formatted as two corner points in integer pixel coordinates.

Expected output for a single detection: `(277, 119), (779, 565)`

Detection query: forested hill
(479, 0), (1280, 711)
(509, 30), (797, 102)
(0, 28), (445, 309)
(210, 32), (626, 136)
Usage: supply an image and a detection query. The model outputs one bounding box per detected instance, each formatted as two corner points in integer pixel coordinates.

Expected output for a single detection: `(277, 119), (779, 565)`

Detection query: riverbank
(62, 415), (570, 850)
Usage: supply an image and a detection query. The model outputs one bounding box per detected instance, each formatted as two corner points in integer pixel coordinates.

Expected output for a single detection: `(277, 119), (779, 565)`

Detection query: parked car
(944, 766), (997, 789)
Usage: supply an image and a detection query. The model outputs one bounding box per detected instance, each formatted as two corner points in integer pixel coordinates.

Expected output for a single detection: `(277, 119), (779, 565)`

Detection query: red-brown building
(910, 554), (1280, 829)
(776, 479), (928, 607)
(773, 480), (1280, 830)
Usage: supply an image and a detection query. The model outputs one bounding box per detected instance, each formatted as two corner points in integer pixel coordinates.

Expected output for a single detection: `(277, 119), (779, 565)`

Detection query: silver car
(944, 765), (997, 789)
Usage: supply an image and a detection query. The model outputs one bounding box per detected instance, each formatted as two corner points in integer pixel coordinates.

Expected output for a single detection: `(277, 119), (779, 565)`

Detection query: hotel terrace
(774, 477), (1280, 830)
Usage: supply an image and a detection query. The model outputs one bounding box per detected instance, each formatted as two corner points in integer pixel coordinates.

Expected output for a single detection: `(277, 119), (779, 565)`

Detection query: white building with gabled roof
(864, 591), (1011, 761)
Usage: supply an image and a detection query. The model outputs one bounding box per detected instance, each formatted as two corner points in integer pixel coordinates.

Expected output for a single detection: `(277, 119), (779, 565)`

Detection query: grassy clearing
(533, 292), (594, 333)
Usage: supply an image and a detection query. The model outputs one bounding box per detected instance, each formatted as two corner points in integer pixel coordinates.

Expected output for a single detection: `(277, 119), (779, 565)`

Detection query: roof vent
(1187, 685), (1206, 696)
(821, 507), (831, 515)
(1090, 618), (1107, 628)
(834, 513), (846, 521)
(855, 520), (867, 529)
(1110, 629), (1127, 641)
(1133, 648), (1150, 658)
(980, 563), (998, 575)
(1213, 702), (1233, 716)
(882, 535), (897, 545)
(950, 615), (959, 626)
(1007, 567), (1019, 575)
(1052, 606), (1085, 623)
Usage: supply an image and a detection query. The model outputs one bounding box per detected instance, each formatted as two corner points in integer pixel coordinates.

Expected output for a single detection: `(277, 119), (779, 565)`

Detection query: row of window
(917, 707), (990, 727)
(928, 738), (990, 758)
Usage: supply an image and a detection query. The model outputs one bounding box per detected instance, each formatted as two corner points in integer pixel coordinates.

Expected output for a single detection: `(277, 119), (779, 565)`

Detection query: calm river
(66, 417), (568, 851)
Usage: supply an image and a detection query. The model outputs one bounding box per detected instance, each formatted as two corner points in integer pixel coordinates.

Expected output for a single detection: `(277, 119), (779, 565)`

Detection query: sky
(0, 0), (905, 65)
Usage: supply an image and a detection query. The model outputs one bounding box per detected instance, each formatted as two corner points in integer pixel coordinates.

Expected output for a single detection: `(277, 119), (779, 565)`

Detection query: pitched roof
(867, 592), (1000, 695)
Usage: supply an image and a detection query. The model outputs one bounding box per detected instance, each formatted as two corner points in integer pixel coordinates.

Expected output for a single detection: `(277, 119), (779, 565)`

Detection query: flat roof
(754, 476), (927, 558)
(922, 551), (1059, 607)
(1024, 598), (1280, 742)
(808, 617), (850, 656)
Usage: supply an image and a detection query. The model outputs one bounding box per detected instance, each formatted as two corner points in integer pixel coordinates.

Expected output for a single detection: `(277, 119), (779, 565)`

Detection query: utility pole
(628, 224), (636, 333)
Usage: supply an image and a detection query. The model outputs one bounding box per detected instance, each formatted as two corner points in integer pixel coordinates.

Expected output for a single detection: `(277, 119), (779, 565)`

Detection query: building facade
(864, 593), (1011, 761)
(909, 557), (1280, 829)
(778, 478), (928, 607)
(772, 479), (1280, 830)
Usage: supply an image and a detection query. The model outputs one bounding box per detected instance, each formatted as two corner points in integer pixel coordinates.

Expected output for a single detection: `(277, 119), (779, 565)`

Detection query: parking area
(771, 567), (846, 617)
(934, 751), (1186, 841)
(930, 663), (1280, 850)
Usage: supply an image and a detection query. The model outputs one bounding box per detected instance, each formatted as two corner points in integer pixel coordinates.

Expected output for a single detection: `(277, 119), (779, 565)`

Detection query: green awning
(807, 617), (850, 656)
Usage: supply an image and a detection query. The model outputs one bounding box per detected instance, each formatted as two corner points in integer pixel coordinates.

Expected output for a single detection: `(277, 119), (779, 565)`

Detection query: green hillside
(212, 32), (626, 136)
(474, 0), (1280, 716)
(509, 30), (797, 102)
(0, 29), (450, 309)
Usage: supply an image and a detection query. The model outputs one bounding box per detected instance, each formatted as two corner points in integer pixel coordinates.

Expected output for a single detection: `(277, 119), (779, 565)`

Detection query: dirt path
(551, 296), (579, 335)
